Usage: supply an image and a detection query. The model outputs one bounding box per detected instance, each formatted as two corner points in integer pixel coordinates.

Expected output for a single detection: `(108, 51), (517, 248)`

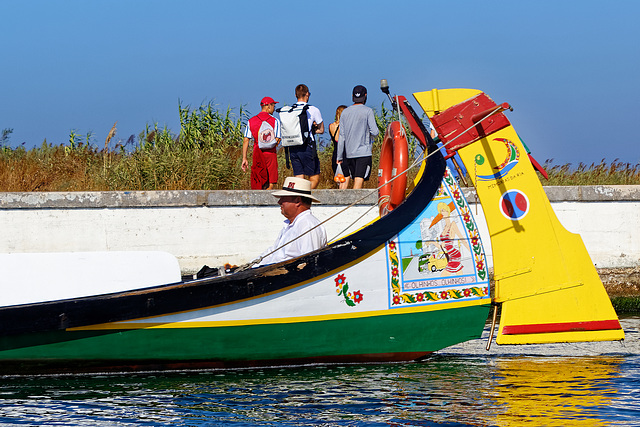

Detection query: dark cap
(352, 85), (367, 103)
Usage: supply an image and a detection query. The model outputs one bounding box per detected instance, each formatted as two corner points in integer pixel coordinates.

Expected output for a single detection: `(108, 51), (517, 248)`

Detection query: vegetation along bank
(1, 102), (638, 192)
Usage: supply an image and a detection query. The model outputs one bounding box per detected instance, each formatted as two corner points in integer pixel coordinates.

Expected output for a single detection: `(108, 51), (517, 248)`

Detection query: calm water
(0, 317), (638, 426)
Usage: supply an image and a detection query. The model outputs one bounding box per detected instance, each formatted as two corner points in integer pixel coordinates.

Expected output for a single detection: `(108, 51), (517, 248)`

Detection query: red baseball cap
(260, 96), (278, 106)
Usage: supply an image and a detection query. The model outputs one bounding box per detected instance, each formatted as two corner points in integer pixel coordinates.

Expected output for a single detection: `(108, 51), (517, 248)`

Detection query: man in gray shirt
(336, 85), (379, 189)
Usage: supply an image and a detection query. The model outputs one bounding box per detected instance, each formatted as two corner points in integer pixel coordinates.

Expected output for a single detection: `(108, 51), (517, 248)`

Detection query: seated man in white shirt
(256, 177), (327, 266)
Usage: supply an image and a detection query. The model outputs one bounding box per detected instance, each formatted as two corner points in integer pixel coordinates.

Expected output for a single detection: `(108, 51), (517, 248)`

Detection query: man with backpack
(242, 96), (281, 190)
(278, 84), (324, 189)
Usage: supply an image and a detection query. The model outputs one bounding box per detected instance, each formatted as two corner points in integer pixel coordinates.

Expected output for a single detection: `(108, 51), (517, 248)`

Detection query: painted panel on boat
(386, 167), (490, 309)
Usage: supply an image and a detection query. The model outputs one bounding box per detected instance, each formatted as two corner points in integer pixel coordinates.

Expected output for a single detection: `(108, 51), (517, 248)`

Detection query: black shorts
(345, 156), (372, 180)
(289, 142), (320, 176)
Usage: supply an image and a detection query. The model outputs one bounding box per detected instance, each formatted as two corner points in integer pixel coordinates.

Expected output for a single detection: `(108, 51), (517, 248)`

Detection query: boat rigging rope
(328, 202), (379, 243)
(239, 105), (506, 271)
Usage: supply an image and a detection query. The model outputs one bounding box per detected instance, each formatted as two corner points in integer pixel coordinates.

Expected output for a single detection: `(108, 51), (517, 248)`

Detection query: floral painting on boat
(386, 167), (490, 307)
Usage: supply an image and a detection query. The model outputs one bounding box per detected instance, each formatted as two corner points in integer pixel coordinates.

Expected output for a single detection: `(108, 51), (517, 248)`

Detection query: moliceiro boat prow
(0, 85), (622, 375)
(414, 88), (623, 345)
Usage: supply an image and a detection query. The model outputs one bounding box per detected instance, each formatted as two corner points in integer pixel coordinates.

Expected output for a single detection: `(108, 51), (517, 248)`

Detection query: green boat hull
(0, 304), (489, 374)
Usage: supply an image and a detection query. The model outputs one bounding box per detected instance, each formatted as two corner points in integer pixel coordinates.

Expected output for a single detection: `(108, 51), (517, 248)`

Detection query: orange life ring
(378, 121), (408, 216)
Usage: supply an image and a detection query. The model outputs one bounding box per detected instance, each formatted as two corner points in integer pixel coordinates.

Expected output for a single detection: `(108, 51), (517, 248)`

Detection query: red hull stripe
(502, 319), (622, 335)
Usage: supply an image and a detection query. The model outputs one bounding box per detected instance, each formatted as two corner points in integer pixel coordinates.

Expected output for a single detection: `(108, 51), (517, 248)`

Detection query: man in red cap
(242, 97), (282, 189)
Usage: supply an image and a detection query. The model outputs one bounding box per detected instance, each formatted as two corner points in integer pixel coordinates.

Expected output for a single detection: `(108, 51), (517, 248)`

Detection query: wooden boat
(0, 87), (623, 374)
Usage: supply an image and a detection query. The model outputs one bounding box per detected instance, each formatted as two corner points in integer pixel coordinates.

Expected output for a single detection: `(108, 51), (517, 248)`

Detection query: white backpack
(277, 104), (312, 147)
(256, 120), (277, 150)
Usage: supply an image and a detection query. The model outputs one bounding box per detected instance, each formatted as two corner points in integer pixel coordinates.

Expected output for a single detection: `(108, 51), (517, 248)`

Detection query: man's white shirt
(258, 210), (327, 266)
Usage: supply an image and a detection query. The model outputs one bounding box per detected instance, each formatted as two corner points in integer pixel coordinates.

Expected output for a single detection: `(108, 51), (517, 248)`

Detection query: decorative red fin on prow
(430, 93), (511, 157)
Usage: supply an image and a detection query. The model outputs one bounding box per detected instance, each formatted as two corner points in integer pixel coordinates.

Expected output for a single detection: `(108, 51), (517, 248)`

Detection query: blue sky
(2, 0), (638, 165)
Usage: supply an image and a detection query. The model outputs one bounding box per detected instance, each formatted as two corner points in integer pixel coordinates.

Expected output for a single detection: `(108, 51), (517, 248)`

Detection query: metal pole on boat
(486, 302), (499, 351)
(471, 102), (513, 124)
(380, 79), (393, 105)
(450, 157), (469, 187)
(380, 79), (400, 117)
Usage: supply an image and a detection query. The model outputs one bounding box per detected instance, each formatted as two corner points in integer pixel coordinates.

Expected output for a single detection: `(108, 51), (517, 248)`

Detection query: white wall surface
(0, 204), (380, 272)
(0, 198), (637, 273)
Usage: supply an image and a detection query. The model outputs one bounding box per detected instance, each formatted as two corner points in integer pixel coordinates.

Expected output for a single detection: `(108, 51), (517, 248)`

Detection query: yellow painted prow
(414, 88), (624, 345)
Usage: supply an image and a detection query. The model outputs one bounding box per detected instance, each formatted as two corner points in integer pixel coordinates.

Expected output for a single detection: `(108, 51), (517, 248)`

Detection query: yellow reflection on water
(492, 356), (622, 426)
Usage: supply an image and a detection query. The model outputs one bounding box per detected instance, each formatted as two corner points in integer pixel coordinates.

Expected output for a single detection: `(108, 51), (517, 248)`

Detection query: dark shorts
(289, 142), (320, 176)
(346, 156), (372, 180)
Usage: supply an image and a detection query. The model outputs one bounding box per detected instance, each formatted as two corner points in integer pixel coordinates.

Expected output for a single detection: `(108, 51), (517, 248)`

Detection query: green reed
(1, 104), (639, 192)
(611, 296), (640, 314)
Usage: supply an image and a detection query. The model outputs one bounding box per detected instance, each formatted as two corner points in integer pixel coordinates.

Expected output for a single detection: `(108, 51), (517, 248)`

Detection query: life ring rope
(378, 121), (409, 216)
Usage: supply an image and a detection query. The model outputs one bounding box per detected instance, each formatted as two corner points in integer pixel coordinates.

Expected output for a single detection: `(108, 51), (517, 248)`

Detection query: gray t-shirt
(337, 104), (379, 161)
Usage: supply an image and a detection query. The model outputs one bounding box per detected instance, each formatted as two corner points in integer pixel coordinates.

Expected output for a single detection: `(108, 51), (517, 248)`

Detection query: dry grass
(2, 147), (637, 192)
(541, 159), (640, 185)
(0, 144), (104, 191)
(2, 103), (638, 192)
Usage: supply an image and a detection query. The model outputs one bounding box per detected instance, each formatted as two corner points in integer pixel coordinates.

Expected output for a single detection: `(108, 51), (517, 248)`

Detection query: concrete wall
(1, 186), (638, 273)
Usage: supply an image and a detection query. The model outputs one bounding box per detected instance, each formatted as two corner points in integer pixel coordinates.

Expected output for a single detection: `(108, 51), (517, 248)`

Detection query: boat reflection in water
(374, 355), (628, 426)
(490, 356), (622, 426)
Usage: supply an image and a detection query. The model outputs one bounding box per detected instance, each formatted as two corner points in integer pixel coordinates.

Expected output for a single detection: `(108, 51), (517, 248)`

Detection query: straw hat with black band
(272, 177), (321, 203)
